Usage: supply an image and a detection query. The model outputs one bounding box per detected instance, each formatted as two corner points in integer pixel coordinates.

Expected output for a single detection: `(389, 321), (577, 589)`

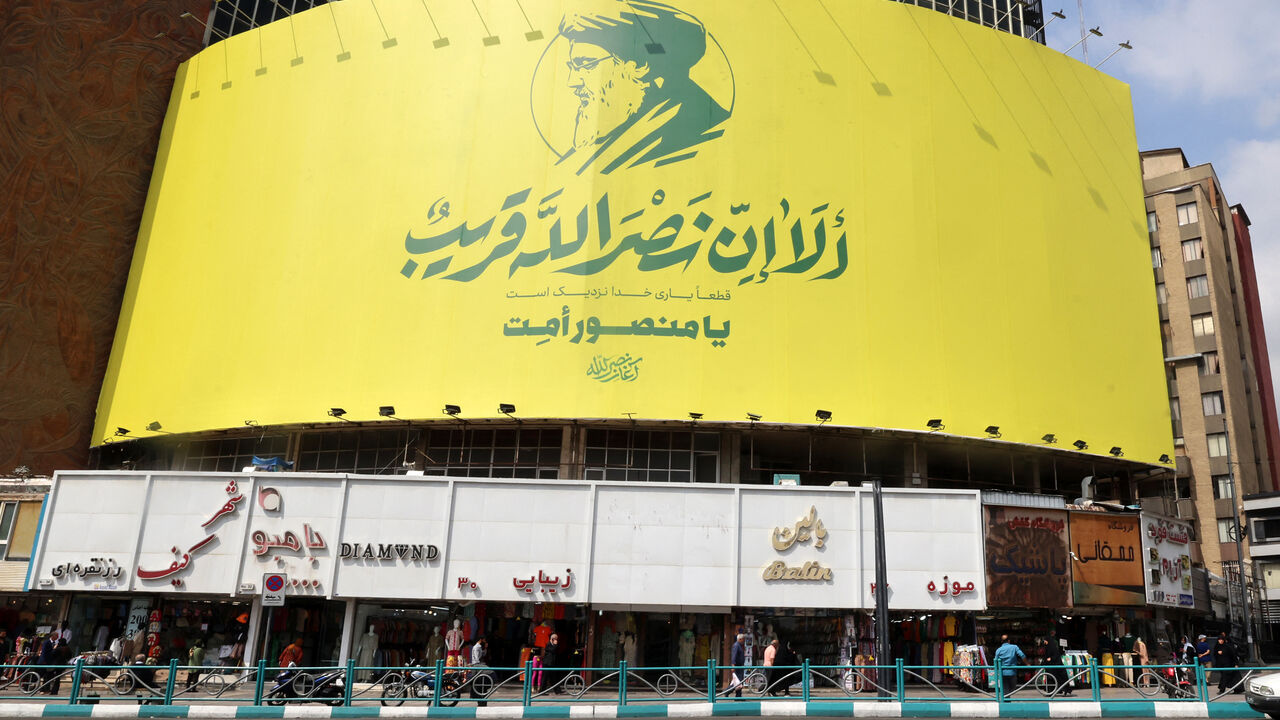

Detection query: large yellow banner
(98, 0), (1174, 464)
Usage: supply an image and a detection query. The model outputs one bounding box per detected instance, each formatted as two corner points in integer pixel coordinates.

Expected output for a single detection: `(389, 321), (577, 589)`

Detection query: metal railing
(0, 658), (1263, 705)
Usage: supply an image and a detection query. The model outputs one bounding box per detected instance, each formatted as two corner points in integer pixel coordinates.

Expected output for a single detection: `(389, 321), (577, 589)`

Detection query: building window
(1147, 211), (1158, 233)
(1212, 474), (1234, 499)
(1202, 391), (1225, 417)
(415, 427), (562, 479)
(1182, 238), (1204, 262)
(0, 502), (16, 560)
(1200, 351), (1221, 375)
(1176, 477), (1192, 500)
(583, 429), (720, 483)
(1152, 248), (1163, 269)
(1218, 518), (1236, 543)
(1254, 518), (1280, 543)
(1192, 313), (1215, 337)
(1169, 398), (1181, 421)
(1207, 432), (1229, 458)
(1156, 282), (1168, 304)
(297, 428), (424, 475)
(1186, 274), (1209, 299)
(180, 435), (290, 472)
(1177, 201), (1199, 226)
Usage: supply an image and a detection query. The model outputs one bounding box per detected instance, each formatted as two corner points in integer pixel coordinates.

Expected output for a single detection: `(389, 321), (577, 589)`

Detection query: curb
(0, 703), (1261, 719)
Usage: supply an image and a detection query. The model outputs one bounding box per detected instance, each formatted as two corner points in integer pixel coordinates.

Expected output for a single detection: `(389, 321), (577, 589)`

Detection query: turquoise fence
(0, 658), (1261, 706)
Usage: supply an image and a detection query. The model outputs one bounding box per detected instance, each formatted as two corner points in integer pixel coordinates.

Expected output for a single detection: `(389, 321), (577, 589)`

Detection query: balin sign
(764, 506), (833, 582)
(340, 543), (439, 562)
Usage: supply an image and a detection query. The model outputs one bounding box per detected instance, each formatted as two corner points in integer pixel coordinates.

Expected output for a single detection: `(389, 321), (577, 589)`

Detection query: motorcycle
(1162, 666), (1194, 699)
(265, 664), (346, 705)
(380, 660), (463, 707)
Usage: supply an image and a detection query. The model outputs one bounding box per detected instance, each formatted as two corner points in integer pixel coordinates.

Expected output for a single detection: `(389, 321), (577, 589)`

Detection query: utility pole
(1225, 428), (1258, 661)
(872, 478), (892, 697)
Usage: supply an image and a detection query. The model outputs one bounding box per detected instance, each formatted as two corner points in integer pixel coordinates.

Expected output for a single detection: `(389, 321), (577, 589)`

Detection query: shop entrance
(260, 599), (345, 667)
(65, 595), (251, 665)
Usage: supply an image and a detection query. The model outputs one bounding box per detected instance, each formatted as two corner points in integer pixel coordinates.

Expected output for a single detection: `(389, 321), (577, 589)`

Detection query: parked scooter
(380, 658), (462, 707)
(265, 663), (346, 705)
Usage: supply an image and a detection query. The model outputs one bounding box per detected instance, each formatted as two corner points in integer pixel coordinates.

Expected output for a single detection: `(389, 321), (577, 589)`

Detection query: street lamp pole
(1225, 428), (1258, 661)
(871, 478), (892, 697)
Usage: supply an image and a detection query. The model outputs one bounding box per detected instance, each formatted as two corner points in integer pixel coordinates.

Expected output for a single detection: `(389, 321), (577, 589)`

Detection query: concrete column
(338, 598), (357, 663)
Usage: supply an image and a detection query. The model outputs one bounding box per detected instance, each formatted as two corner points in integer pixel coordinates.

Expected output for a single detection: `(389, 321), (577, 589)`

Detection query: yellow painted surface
(96, 0), (1173, 463)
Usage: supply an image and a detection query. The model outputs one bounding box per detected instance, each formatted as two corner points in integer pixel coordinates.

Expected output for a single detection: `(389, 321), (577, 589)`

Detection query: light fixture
(146, 421), (162, 432)
(244, 420), (259, 427)
(115, 427), (131, 437)
(1109, 446), (1124, 457)
(499, 403), (516, 416)
(1095, 40), (1132, 69)
(1073, 439), (1088, 451)
(926, 418), (944, 431)
(689, 412), (703, 420)
(1042, 433), (1057, 444)
(179, 11), (229, 40)
(746, 413), (762, 422)
(815, 410), (832, 423)
(328, 408), (346, 418)
(1159, 454), (1172, 464)
(1064, 25), (1102, 54)
(379, 406), (396, 417)
(443, 404), (461, 416)
(985, 425), (1002, 438)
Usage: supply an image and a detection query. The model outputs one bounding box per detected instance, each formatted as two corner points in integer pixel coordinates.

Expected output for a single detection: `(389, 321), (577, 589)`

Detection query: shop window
(1200, 351), (1220, 375)
(297, 428), (420, 474)
(1177, 201), (1198, 226)
(1182, 238), (1204, 262)
(1191, 313), (1215, 337)
(1152, 247), (1163, 269)
(1186, 274), (1209, 299)
(418, 426), (561, 479)
(583, 429), (719, 483)
(181, 435), (289, 472)
(1202, 391), (1225, 417)
(1212, 474), (1233, 500)
(1206, 432), (1228, 458)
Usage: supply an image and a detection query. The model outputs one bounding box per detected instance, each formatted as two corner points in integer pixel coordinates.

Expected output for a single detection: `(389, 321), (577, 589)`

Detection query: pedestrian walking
(763, 638), (779, 695)
(47, 638), (72, 695)
(545, 633), (565, 694)
(186, 640), (205, 689)
(730, 634), (746, 698)
(1195, 634), (1212, 667)
(994, 635), (1025, 700)
(1214, 634), (1240, 694)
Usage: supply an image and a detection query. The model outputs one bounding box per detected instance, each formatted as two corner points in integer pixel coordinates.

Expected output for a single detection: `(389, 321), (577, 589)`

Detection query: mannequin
(598, 621), (618, 669)
(445, 619), (464, 659)
(356, 625), (379, 680)
(678, 628), (696, 668)
(426, 626), (445, 665)
(621, 631), (637, 666)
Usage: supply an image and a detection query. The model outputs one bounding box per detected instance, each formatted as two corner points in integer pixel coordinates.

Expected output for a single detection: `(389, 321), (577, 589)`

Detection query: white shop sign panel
(1140, 511), (1196, 609)
(31, 472), (984, 610)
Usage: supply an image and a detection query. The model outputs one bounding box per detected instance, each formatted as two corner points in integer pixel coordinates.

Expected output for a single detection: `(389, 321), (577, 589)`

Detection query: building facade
(1142, 150), (1279, 582)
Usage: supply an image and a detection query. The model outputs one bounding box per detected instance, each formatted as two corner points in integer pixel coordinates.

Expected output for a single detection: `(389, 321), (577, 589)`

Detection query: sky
(1043, 1), (1280, 398)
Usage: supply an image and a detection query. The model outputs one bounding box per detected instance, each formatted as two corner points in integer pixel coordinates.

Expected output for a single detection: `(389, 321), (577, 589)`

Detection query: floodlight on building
(1095, 41), (1132, 69)
(1065, 26), (1102, 54)
(115, 427), (131, 437)
(245, 419), (259, 427)
(1159, 454), (1172, 464)
(1109, 446), (1124, 457)
(815, 410), (832, 424)
(499, 403), (516, 417)
(985, 425), (1002, 438)
(328, 408), (352, 422)
(747, 413), (762, 422)
(689, 412), (703, 420)
(443, 404), (461, 416)
(179, 11), (228, 40)
(926, 418), (944, 431)
(1073, 439), (1089, 451)
(379, 406), (396, 417)
(1042, 433), (1057, 444)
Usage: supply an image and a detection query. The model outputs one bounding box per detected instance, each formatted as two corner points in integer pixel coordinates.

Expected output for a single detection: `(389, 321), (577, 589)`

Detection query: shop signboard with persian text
(983, 506), (1071, 608)
(31, 472), (983, 611)
(1069, 511), (1144, 606)
(96, 0), (1172, 470)
(1139, 512), (1196, 610)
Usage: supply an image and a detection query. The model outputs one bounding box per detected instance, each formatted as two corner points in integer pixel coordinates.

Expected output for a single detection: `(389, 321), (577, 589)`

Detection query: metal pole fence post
(522, 660), (533, 706)
(708, 659), (717, 703)
(254, 659), (267, 705)
(895, 659), (904, 702)
(164, 659), (178, 704)
(994, 658), (1003, 703)
(432, 659), (445, 707)
(1197, 661), (1208, 703)
(1089, 659), (1100, 703)
(343, 658), (355, 706)
(619, 660), (628, 706)
(68, 659), (84, 705)
(872, 479), (891, 698)
(803, 659), (811, 703)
